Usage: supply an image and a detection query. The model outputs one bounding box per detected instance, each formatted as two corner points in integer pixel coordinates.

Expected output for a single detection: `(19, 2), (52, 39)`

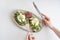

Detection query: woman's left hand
(26, 32), (35, 40)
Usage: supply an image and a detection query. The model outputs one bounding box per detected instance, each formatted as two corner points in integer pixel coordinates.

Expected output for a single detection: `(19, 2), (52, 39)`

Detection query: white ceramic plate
(12, 9), (43, 33)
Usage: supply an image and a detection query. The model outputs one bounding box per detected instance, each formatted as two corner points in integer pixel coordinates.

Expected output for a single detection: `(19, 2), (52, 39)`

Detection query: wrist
(48, 24), (54, 29)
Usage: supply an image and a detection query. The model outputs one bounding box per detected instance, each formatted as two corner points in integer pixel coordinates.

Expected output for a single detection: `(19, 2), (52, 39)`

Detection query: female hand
(26, 33), (35, 40)
(41, 13), (51, 27)
(42, 14), (60, 38)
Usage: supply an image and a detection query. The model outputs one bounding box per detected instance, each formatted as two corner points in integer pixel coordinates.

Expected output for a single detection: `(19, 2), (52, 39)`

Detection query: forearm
(41, 13), (60, 38)
(48, 25), (60, 38)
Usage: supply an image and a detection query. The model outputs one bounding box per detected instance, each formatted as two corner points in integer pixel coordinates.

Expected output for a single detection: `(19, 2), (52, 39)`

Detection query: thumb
(42, 19), (49, 26)
(30, 34), (33, 40)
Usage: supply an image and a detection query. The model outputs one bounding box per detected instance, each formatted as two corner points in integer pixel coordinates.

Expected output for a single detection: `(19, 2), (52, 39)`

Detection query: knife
(33, 2), (43, 18)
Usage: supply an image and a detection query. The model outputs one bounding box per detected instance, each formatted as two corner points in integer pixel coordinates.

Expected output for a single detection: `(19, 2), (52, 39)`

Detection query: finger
(45, 17), (50, 21)
(30, 34), (32, 40)
(30, 34), (35, 40)
(41, 13), (50, 21)
(31, 35), (35, 40)
(41, 13), (48, 18)
(26, 34), (29, 40)
(26, 32), (30, 40)
(42, 19), (46, 25)
(42, 19), (48, 26)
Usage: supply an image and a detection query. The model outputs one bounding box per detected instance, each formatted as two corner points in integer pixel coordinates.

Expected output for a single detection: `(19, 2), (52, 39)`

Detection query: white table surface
(0, 0), (60, 40)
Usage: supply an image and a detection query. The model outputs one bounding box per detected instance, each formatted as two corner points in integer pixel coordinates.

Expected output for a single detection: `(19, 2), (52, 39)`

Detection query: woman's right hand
(41, 13), (52, 28)
(41, 14), (60, 38)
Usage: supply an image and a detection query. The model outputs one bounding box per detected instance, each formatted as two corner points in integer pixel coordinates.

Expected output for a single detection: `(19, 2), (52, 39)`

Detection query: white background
(0, 0), (60, 40)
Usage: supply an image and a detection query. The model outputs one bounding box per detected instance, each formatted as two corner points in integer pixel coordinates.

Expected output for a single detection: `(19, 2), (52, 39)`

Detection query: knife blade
(33, 2), (43, 18)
